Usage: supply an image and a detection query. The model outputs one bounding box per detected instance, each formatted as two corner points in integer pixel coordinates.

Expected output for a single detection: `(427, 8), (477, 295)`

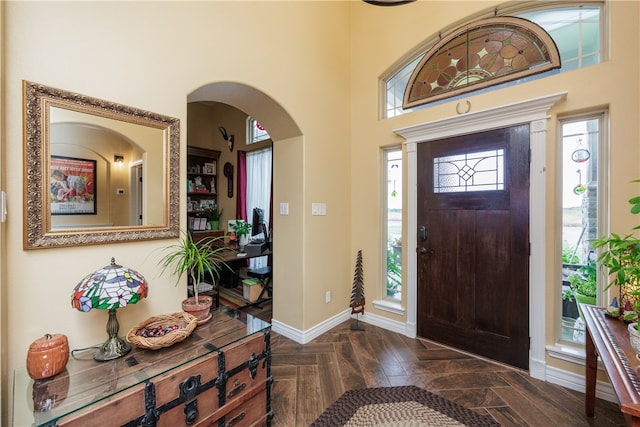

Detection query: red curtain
(236, 150), (247, 221)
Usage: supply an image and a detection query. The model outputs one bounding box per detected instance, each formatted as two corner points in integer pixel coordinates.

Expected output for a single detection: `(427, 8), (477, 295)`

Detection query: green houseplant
(158, 230), (230, 322)
(566, 260), (597, 320)
(230, 219), (251, 248)
(230, 219), (251, 237)
(204, 206), (223, 230)
(592, 181), (640, 351)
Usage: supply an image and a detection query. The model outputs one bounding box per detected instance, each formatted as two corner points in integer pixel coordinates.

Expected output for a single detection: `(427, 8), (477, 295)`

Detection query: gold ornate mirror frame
(23, 81), (180, 249)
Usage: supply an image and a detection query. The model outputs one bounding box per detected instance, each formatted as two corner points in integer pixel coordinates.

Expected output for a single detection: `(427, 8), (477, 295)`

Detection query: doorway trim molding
(394, 91), (567, 379)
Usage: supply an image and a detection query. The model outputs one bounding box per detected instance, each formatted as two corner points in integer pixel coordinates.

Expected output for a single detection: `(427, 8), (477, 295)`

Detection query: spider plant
(158, 230), (230, 304)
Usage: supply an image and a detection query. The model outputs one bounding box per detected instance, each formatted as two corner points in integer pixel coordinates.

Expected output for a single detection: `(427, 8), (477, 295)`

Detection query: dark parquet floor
(240, 302), (625, 426)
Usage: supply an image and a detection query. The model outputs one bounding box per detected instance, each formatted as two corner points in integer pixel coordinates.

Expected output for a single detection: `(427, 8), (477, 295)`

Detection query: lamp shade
(71, 257), (148, 312)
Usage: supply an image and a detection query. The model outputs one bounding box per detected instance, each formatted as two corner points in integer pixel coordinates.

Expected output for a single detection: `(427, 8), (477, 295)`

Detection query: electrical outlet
(325, 291), (331, 303)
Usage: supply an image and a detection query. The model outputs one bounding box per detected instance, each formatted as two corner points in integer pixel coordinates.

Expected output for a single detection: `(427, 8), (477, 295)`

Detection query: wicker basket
(126, 312), (198, 350)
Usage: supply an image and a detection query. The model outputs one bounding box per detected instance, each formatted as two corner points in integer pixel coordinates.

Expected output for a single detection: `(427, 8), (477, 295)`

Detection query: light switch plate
(312, 203), (326, 216)
(280, 202), (289, 215)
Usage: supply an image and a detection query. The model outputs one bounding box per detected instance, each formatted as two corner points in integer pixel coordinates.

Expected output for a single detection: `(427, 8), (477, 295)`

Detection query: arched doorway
(187, 82), (303, 328)
(188, 82), (301, 141)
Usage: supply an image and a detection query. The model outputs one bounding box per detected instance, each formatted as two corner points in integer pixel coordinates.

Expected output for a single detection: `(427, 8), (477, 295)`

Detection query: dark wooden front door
(416, 125), (530, 369)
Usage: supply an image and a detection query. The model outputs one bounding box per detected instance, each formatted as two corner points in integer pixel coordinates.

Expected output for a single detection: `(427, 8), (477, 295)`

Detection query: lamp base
(94, 336), (131, 362)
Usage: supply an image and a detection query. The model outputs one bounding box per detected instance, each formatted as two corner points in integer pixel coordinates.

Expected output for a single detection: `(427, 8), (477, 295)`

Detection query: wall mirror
(23, 81), (180, 249)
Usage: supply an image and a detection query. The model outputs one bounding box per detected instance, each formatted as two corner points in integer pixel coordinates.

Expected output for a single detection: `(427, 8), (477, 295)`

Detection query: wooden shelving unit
(186, 146), (221, 235)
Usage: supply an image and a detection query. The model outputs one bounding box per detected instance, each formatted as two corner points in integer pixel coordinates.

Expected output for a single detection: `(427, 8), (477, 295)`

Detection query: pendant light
(363, 0), (416, 6)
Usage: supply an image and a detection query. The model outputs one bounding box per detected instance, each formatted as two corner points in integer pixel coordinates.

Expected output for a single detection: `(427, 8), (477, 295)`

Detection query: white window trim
(373, 299), (405, 316)
(394, 91), (567, 380)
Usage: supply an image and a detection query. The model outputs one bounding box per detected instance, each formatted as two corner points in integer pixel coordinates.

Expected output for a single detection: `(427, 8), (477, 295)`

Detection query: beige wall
(349, 0), (639, 375)
(2, 0), (639, 424)
(2, 1), (351, 422)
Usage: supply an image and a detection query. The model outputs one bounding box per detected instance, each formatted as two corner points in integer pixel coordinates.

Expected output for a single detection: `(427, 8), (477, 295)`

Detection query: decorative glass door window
(433, 149), (504, 193)
(404, 17), (560, 108)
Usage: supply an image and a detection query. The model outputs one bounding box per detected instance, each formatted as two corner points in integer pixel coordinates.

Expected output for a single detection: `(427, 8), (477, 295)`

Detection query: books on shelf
(189, 217), (208, 231)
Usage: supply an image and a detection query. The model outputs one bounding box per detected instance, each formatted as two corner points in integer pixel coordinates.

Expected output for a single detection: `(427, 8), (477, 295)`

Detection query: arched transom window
(403, 17), (561, 108)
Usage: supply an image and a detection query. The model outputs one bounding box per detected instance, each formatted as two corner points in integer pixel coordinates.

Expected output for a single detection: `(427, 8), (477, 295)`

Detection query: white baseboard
(351, 311), (407, 335)
(271, 308), (351, 344)
(270, 309), (406, 344)
(545, 365), (617, 403)
(529, 357), (546, 380)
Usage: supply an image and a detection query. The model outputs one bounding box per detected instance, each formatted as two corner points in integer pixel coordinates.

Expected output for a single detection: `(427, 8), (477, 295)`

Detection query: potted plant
(230, 219), (251, 249)
(592, 182), (640, 353)
(158, 230), (230, 322)
(204, 206), (223, 230)
(566, 260), (597, 320)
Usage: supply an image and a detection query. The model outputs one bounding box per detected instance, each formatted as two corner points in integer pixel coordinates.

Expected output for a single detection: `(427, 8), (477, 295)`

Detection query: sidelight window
(559, 113), (605, 345)
(384, 148), (403, 301)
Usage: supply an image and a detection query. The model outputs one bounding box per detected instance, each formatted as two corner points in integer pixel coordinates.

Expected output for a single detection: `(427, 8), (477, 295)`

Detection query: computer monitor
(251, 207), (268, 241)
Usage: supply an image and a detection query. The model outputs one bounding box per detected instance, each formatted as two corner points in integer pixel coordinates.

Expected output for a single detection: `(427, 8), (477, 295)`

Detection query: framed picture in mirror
(50, 156), (96, 215)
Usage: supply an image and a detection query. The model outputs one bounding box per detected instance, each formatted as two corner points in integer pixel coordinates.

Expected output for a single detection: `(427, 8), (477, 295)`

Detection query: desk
(13, 306), (272, 426)
(220, 248), (272, 263)
(201, 248), (272, 309)
(583, 304), (640, 425)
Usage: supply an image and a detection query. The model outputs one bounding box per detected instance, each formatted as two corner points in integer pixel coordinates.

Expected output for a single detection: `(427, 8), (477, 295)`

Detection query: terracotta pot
(26, 333), (69, 380)
(182, 295), (213, 322)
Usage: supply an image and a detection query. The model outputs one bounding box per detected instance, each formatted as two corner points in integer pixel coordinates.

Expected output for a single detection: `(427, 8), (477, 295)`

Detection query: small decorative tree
(350, 250), (365, 330)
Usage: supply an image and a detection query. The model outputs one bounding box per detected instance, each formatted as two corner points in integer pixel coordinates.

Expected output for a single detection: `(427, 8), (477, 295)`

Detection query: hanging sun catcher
(571, 138), (591, 163)
(573, 169), (586, 196)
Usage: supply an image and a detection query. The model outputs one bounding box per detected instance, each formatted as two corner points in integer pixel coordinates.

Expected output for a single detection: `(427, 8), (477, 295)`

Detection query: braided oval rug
(311, 386), (500, 427)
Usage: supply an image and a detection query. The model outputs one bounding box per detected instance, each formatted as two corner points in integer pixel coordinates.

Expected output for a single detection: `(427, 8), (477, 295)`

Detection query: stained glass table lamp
(71, 257), (148, 361)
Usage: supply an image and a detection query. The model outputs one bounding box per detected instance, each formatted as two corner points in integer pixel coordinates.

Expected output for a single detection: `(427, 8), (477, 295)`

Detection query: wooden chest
(14, 307), (272, 427)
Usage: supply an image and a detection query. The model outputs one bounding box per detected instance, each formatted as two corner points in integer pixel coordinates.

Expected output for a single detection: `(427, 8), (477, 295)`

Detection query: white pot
(239, 234), (249, 249)
(628, 323), (640, 356)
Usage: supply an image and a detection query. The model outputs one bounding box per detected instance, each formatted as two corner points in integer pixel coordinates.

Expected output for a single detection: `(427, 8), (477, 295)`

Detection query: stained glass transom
(404, 17), (560, 108)
(433, 149), (504, 193)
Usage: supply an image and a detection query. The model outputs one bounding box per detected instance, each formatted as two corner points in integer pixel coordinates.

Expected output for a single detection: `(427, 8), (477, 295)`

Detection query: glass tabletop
(13, 306), (270, 427)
